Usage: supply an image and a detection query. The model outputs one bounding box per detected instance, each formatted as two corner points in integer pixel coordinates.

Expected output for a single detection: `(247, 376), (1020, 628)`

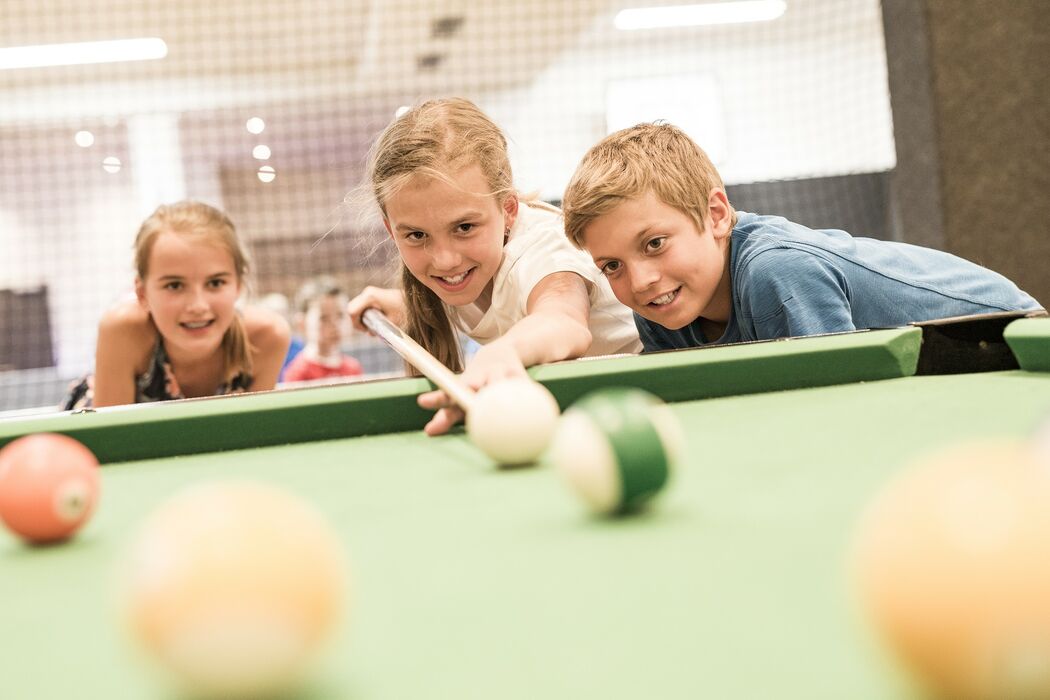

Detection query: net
(0, 0), (896, 411)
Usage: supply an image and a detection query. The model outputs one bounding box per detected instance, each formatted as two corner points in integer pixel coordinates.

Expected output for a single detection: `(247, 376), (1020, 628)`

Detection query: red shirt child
(281, 277), (363, 384)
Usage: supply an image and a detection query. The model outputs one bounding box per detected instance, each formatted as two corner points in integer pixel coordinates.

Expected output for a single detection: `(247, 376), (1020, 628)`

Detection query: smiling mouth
(180, 320), (215, 330)
(432, 268), (475, 291)
(647, 287), (681, 307)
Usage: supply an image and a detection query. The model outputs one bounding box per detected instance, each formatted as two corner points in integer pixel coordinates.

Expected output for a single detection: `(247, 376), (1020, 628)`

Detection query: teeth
(183, 321), (211, 329)
(650, 290), (677, 305)
(440, 272), (468, 284)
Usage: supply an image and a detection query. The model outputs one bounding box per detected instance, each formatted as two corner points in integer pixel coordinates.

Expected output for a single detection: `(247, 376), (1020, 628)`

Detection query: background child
(562, 123), (1043, 351)
(347, 98), (640, 435)
(282, 276), (363, 383)
(64, 201), (290, 409)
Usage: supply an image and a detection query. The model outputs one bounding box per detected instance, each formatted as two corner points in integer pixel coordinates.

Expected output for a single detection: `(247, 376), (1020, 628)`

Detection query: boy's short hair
(294, 275), (344, 315)
(562, 122), (736, 248)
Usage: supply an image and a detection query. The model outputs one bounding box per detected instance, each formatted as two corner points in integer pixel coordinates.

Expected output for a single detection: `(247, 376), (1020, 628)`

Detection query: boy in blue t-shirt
(562, 123), (1043, 350)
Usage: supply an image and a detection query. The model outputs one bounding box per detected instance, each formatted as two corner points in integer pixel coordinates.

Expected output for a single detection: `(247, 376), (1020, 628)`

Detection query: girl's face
(136, 231), (241, 357)
(384, 164), (517, 308)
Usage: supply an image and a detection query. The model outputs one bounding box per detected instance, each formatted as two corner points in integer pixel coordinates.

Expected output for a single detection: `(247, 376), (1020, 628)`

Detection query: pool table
(1, 320), (1048, 699)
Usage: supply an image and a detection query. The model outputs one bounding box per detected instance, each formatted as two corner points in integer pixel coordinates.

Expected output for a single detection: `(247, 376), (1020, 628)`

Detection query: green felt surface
(3, 369), (1049, 700)
(0, 327), (920, 464)
(1004, 317), (1050, 372)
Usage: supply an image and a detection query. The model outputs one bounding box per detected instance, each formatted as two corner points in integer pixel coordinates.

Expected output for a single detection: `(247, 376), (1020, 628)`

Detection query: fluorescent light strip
(615, 0), (786, 30)
(0, 37), (167, 70)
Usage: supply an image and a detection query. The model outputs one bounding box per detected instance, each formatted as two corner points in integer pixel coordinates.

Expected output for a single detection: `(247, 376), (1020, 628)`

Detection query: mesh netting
(0, 0), (895, 410)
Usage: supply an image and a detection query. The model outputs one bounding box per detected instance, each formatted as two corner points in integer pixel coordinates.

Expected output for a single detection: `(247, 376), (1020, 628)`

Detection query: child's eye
(456, 223), (475, 234)
(207, 278), (226, 289)
(600, 260), (621, 276)
(405, 231), (426, 243)
(645, 237), (666, 252)
(164, 281), (182, 291)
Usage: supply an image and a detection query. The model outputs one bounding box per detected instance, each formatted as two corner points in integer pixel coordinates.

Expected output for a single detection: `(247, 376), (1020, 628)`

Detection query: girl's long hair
(363, 98), (514, 374)
(134, 200), (254, 382)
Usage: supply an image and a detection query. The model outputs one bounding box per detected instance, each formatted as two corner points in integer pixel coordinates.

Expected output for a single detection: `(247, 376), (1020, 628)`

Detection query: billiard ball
(467, 377), (561, 466)
(850, 440), (1050, 700)
(1032, 415), (1050, 462)
(119, 480), (346, 699)
(0, 433), (100, 544)
(548, 387), (682, 516)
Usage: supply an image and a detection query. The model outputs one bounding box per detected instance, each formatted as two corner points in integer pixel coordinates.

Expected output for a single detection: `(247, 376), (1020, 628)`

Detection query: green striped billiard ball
(549, 388), (682, 515)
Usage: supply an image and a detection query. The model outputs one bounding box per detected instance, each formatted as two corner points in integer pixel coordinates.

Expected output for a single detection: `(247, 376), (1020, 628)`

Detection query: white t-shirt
(447, 201), (642, 357)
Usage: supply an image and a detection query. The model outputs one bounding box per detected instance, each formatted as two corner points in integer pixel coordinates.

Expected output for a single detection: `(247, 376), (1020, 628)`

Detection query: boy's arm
(742, 248), (856, 339)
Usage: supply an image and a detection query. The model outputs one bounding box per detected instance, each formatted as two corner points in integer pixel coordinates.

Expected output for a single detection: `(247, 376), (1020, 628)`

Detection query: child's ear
(134, 277), (148, 310)
(382, 218), (394, 239)
(708, 188), (732, 239)
(502, 193), (520, 232)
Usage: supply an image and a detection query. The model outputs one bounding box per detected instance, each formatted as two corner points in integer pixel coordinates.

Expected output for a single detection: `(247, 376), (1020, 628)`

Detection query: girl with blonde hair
(65, 201), (290, 408)
(347, 98), (640, 435)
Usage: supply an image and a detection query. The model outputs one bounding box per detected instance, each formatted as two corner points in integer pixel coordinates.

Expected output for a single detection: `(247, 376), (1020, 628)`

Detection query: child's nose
(186, 289), (208, 311)
(630, 262), (660, 293)
(428, 243), (462, 270)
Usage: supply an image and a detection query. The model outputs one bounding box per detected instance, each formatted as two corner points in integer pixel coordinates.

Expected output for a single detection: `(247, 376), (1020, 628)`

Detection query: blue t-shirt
(636, 212), (1042, 351)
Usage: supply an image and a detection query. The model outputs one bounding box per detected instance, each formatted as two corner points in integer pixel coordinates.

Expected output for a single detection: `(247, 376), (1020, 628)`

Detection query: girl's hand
(417, 342), (527, 436)
(346, 286), (407, 333)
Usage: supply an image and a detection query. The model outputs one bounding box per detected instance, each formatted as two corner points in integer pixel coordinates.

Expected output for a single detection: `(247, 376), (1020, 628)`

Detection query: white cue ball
(466, 378), (560, 465)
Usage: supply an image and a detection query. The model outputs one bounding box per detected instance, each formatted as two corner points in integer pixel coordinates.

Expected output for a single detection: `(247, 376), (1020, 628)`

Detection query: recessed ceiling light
(246, 117), (266, 135)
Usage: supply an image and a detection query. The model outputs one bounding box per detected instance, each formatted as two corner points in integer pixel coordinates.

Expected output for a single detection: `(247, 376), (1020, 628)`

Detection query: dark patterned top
(64, 338), (252, 410)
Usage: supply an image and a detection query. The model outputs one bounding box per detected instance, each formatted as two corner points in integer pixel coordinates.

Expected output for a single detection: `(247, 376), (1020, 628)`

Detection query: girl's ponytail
(401, 266), (462, 374)
(222, 312), (254, 383)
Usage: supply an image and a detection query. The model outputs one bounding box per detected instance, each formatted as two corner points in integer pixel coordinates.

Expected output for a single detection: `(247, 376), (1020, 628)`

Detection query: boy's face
(304, 294), (347, 356)
(581, 190), (732, 330)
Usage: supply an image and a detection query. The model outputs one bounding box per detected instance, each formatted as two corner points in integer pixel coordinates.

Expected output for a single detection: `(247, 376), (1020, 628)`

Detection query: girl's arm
(91, 302), (153, 408)
(419, 271), (592, 435)
(473, 270), (592, 383)
(244, 306), (291, 392)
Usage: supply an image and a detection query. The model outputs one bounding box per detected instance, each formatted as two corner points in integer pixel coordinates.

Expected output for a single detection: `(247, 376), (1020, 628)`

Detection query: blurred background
(1, 0), (1046, 411)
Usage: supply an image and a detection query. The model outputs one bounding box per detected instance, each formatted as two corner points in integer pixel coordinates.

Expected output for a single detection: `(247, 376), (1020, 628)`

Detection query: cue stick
(361, 308), (478, 413)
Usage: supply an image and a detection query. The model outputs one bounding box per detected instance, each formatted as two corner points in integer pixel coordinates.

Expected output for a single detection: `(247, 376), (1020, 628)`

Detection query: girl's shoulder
(242, 304), (291, 352)
(98, 299), (155, 345)
(96, 299), (157, 376)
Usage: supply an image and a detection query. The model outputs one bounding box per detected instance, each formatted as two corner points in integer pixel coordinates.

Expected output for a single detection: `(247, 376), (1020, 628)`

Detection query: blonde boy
(563, 123), (1042, 351)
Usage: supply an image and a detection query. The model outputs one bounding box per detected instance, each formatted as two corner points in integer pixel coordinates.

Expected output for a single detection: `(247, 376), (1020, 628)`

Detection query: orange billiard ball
(119, 481), (346, 699)
(0, 433), (100, 544)
(851, 439), (1050, 700)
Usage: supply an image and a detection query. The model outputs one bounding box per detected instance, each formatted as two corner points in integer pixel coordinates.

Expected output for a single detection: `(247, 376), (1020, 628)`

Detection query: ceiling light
(245, 117), (266, 135)
(615, 0), (786, 30)
(0, 38), (167, 70)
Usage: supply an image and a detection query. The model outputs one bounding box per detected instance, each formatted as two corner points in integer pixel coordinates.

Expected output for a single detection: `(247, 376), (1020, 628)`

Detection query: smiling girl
(346, 98), (640, 435)
(65, 201), (290, 409)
